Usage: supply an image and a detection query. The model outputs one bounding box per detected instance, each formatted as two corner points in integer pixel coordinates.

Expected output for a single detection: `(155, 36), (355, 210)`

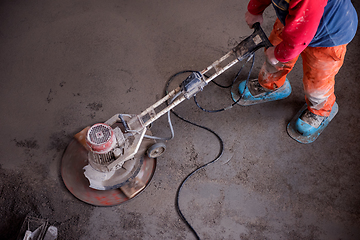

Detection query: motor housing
(85, 123), (126, 173)
(86, 123), (116, 154)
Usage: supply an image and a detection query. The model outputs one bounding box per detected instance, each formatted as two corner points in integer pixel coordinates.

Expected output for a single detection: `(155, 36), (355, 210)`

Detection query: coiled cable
(163, 54), (255, 239)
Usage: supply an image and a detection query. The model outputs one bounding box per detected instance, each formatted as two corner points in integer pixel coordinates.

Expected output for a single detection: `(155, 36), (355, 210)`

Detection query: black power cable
(194, 54), (255, 113)
(163, 54), (255, 239)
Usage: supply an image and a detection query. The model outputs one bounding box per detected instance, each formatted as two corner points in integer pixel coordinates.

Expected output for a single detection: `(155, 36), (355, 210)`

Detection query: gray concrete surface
(1, 0), (359, 239)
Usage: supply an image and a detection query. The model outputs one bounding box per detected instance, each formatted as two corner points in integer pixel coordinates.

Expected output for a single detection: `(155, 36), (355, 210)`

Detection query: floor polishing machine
(61, 23), (272, 206)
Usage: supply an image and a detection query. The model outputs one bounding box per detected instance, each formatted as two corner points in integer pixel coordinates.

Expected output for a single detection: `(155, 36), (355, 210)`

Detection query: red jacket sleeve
(247, 0), (272, 15)
(274, 0), (327, 62)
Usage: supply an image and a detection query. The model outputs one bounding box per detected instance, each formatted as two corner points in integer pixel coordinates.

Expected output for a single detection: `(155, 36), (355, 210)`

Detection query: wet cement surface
(1, 0), (359, 239)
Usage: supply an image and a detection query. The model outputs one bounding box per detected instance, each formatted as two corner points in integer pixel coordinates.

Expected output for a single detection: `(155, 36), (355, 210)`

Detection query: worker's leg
(288, 44), (347, 142)
(301, 44), (347, 117)
(258, 18), (299, 90)
(235, 19), (297, 106)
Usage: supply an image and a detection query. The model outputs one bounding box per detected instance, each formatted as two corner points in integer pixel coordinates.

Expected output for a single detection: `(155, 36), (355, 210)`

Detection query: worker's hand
(265, 46), (279, 66)
(245, 11), (263, 28)
(264, 46), (282, 73)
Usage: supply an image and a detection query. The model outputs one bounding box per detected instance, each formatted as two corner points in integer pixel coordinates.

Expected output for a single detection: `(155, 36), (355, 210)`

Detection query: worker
(238, 0), (358, 143)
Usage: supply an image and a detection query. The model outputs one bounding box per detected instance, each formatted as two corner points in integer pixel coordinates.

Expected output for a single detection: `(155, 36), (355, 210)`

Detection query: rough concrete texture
(1, 0), (359, 239)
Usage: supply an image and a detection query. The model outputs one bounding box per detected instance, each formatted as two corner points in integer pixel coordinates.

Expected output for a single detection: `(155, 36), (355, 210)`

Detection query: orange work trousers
(258, 19), (347, 117)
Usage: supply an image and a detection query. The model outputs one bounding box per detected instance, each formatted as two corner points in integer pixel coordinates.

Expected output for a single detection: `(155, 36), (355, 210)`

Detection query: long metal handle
(141, 49), (240, 128)
(139, 22), (270, 128)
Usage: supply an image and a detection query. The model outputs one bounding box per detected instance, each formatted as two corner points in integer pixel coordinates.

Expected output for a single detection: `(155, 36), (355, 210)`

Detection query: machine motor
(86, 123), (126, 173)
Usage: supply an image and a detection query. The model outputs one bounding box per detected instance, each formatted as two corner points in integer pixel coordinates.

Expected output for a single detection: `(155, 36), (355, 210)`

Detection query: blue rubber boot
(287, 102), (338, 143)
(231, 78), (291, 106)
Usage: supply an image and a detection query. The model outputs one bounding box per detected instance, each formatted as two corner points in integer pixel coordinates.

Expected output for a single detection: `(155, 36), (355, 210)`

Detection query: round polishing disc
(61, 139), (156, 206)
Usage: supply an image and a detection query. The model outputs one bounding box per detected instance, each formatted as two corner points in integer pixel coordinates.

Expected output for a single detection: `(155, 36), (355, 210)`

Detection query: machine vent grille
(88, 124), (112, 145)
(90, 151), (115, 165)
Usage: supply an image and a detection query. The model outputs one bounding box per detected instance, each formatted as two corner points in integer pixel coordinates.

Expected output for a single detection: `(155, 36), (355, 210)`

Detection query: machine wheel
(147, 142), (166, 158)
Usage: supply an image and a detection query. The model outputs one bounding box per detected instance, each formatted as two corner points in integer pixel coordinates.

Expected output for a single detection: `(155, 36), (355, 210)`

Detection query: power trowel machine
(61, 23), (272, 206)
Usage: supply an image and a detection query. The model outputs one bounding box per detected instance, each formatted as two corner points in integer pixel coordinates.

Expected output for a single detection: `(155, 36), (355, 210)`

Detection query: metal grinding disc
(61, 129), (157, 206)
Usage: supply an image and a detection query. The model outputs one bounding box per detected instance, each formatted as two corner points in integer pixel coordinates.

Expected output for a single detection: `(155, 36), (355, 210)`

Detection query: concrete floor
(1, 0), (360, 239)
